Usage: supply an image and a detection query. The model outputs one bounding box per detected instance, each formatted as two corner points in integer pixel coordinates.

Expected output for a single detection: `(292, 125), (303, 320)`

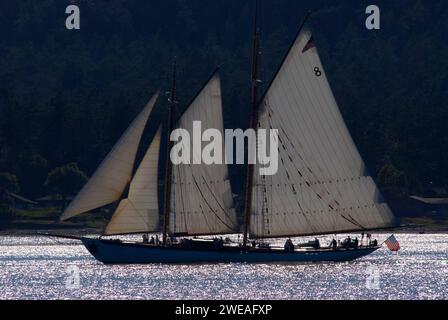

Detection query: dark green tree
(44, 163), (87, 206)
(377, 164), (407, 190)
(18, 153), (48, 198)
(0, 172), (20, 194)
(0, 172), (20, 222)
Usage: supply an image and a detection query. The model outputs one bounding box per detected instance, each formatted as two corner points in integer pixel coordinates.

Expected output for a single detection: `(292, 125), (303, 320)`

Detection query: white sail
(60, 93), (159, 221)
(169, 74), (238, 236)
(250, 30), (395, 238)
(104, 126), (162, 235)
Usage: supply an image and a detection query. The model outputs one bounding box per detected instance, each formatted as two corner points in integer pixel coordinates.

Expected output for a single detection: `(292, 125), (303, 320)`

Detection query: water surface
(0, 233), (447, 300)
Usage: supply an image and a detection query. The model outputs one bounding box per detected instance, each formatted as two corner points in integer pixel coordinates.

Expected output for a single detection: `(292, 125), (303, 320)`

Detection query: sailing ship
(51, 3), (396, 264)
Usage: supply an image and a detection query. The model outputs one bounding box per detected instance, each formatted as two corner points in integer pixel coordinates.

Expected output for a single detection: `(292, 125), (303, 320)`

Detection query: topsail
(60, 93), (159, 221)
(250, 30), (394, 238)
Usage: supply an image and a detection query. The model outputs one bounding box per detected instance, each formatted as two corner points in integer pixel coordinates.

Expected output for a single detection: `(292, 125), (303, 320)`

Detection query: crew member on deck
(142, 234), (149, 243)
(284, 238), (294, 252)
(314, 238), (320, 249)
(330, 239), (337, 250)
(346, 236), (352, 248)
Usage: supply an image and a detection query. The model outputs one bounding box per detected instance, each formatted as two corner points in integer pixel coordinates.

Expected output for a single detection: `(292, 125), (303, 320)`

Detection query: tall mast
(162, 60), (177, 246)
(242, 0), (261, 248)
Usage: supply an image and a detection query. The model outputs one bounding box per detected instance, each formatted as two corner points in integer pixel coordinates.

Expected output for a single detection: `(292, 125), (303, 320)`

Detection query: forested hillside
(0, 0), (447, 204)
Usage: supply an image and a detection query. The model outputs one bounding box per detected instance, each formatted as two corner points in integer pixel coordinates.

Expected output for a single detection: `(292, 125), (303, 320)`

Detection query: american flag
(385, 235), (401, 252)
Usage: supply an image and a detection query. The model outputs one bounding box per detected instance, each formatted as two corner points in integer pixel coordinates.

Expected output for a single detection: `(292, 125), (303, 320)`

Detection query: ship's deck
(101, 238), (379, 254)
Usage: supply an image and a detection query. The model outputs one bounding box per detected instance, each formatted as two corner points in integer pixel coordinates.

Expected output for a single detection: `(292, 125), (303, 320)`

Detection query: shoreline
(1, 226), (448, 237)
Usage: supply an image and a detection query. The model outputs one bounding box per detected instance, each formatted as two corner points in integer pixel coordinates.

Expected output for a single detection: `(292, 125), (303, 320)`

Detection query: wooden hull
(80, 238), (380, 264)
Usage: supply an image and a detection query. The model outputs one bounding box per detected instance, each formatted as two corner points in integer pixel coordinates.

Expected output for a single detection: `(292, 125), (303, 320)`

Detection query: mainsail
(104, 126), (162, 235)
(250, 30), (395, 238)
(169, 74), (238, 236)
(60, 93), (159, 221)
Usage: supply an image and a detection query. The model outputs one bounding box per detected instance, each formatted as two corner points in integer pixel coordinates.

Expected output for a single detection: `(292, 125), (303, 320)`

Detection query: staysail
(104, 126), (162, 235)
(169, 73), (238, 236)
(60, 93), (159, 221)
(250, 30), (395, 238)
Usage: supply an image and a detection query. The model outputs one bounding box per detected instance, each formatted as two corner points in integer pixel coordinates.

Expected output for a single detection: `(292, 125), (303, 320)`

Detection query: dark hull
(81, 238), (380, 264)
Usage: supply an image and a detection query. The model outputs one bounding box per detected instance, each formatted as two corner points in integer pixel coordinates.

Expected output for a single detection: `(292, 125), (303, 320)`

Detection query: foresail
(104, 126), (162, 235)
(250, 30), (395, 238)
(170, 74), (238, 236)
(60, 93), (159, 221)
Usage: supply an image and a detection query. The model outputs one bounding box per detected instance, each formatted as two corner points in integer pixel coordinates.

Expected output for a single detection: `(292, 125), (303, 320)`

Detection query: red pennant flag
(302, 36), (315, 53)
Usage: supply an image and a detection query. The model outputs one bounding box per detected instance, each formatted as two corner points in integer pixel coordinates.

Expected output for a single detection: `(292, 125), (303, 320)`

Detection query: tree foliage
(0, 172), (20, 194)
(0, 0), (447, 200)
(44, 163), (87, 200)
(378, 164), (407, 190)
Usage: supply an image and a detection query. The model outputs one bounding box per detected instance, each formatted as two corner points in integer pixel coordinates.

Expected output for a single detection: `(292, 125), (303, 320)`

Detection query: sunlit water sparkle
(0, 234), (447, 300)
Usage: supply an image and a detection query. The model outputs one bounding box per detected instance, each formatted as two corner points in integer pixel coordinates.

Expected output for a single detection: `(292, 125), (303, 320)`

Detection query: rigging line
(272, 110), (345, 214)
(198, 202), (214, 235)
(189, 164), (234, 231)
(280, 155), (320, 234)
(179, 111), (234, 230)
(302, 37), (362, 177)
(278, 144), (343, 228)
(195, 180), (233, 232)
(277, 151), (305, 213)
(200, 175), (236, 227)
(126, 198), (154, 231)
(341, 214), (366, 230)
(264, 112), (278, 233)
(267, 47), (337, 180)
(272, 108), (323, 180)
(263, 113), (275, 235)
(264, 108), (318, 234)
(263, 113), (309, 231)
(274, 122), (329, 206)
(291, 64), (355, 214)
(276, 68), (339, 202)
(292, 40), (365, 220)
(180, 168), (214, 234)
(190, 132), (223, 186)
(174, 166), (210, 233)
(269, 48), (334, 188)
(266, 100), (342, 231)
(272, 122), (343, 230)
(171, 167), (176, 234)
(288, 40), (344, 183)
(175, 164), (188, 233)
(348, 213), (367, 230)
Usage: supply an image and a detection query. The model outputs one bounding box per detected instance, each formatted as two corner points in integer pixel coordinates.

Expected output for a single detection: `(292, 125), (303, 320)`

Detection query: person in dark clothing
(342, 236), (352, 248)
(314, 238), (321, 249)
(284, 239), (294, 252)
(329, 239), (337, 250)
(354, 238), (359, 248)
